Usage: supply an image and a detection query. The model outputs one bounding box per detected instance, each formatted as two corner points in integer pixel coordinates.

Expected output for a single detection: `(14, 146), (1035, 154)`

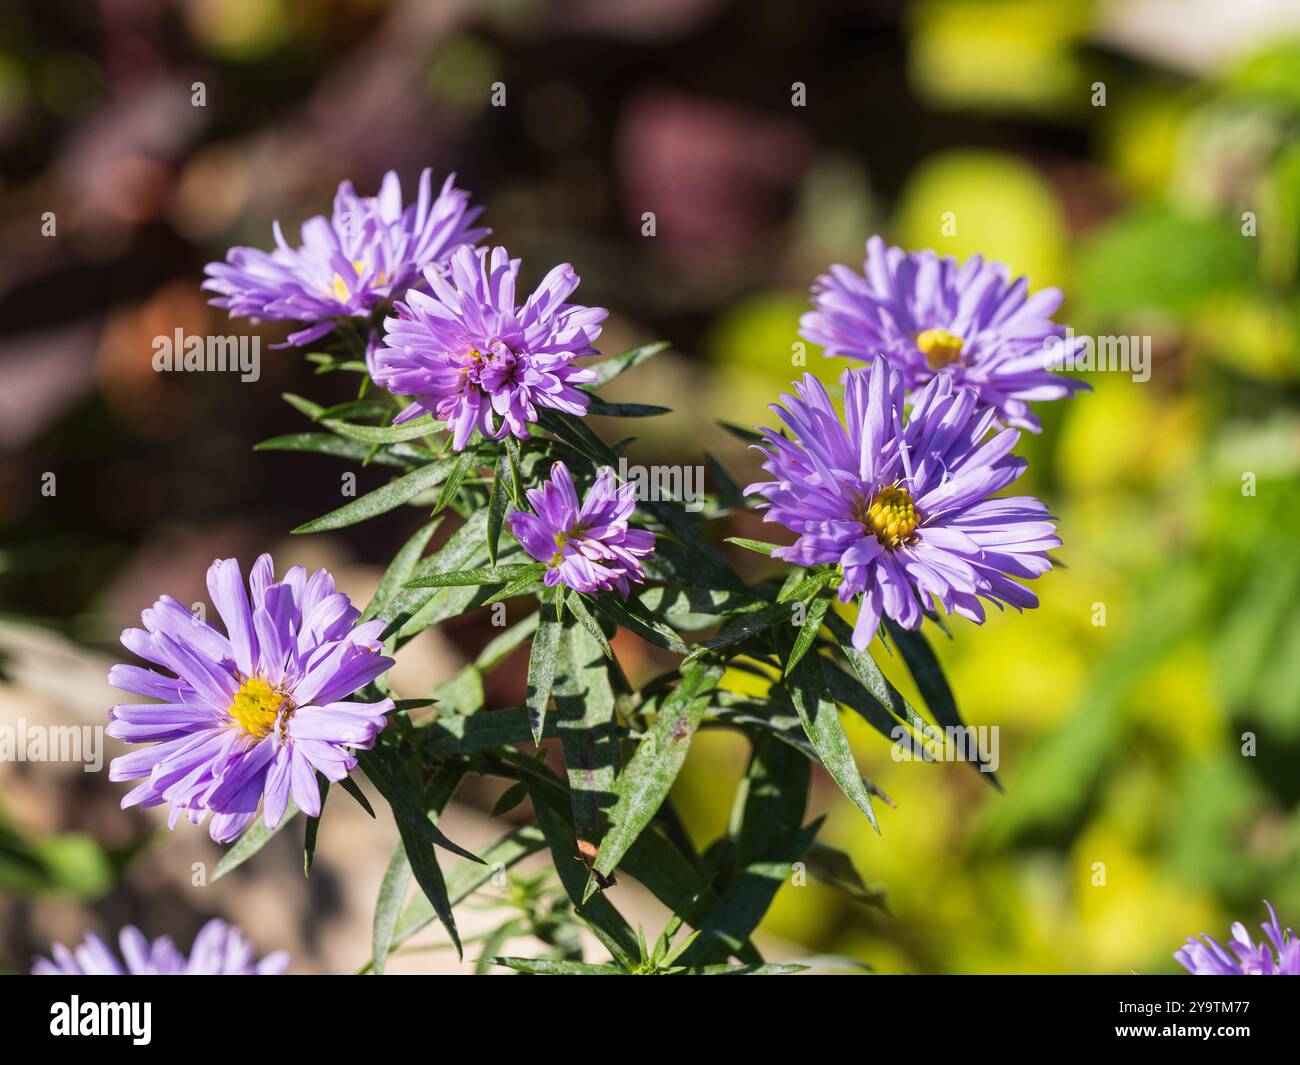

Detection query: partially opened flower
(1175, 901), (1300, 975)
(203, 169), (486, 347)
(746, 361), (1059, 650)
(33, 918), (288, 975)
(372, 245), (606, 450)
(508, 462), (655, 596)
(108, 555), (394, 843)
(800, 236), (1085, 431)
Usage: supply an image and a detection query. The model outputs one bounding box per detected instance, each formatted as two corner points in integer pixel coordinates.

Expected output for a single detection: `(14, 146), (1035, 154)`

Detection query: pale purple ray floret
(1175, 901), (1300, 975)
(508, 461), (655, 596)
(372, 245), (607, 450)
(33, 918), (288, 975)
(203, 168), (486, 348)
(107, 554), (394, 844)
(746, 360), (1060, 650)
(800, 235), (1086, 431)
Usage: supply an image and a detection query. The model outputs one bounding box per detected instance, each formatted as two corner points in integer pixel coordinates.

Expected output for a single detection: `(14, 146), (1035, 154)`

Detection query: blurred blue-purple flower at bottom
(33, 918), (287, 975)
(508, 462), (655, 597)
(1176, 901), (1300, 975)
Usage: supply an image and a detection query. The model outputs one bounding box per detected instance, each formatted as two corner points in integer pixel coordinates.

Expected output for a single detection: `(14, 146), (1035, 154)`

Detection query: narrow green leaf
(403, 563), (543, 589)
(781, 637), (878, 831)
(211, 802), (298, 882)
(357, 749), (483, 863)
(433, 446), (477, 515)
(723, 537), (778, 557)
(567, 593), (613, 658)
(525, 605), (564, 744)
(588, 341), (669, 387)
(491, 957), (626, 975)
(253, 432), (411, 468)
(554, 619), (622, 859)
(303, 781), (327, 876)
(592, 593), (690, 655)
(592, 663), (724, 882)
(321, 415), (442, 444)
(784, 595), (830, 677)
(487, 448), (510, 565)
(586, 400), (671, 418)
(293, 461), (453, 534)
(338, 775), (376, 817)
(371, 843), (411, 975)
(885, 618), (1002, 788)
(394, 812), (461, 958)
(526, 780), (640, 969)
(681, 602), (793, 664)
(361, 519), (441, 623)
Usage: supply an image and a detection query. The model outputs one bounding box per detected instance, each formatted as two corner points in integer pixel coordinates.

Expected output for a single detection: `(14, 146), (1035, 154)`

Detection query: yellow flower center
(330, 259), (384, 302)
(916, 328), (965, 370)
(856, 485), (920, 548)
(228, 676), (291, 739)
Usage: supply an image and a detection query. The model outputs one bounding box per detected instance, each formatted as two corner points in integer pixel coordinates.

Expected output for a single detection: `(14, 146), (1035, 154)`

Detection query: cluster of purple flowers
(749, 236), (1081, 649)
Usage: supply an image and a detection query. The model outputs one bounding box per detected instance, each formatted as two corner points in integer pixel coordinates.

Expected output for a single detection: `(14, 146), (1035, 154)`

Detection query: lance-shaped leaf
(211, 801), (299, 881)
(824, 611), (949, 747)
(357, 748), (482, 863)
(679, 818), (823, 967)
(387, 824), (547, 955)
(487, 447), (510, 564)
(730, 732), (810, 873)
(593, 593), (690, 655)
(591, 663), (724, 886)
(381, 509), (488, 636)
(677, 963), (808, 976)
(361, 519), (441, 623)
(803, 842), (888, 911)
(254, 433), (412, 468)
(723, 536), (778, 557)
(392, 809), (460, 958)
(585, 400), (671, 418)
(885, 618), (1002, 788)
(524, 601), (564, 744)
(432, 446), (478, 515)
(303, 781), (327, 875)
(780, 634), (878, 831)
(784, 594), (830, 677)
(681, 601), (794, 664)
(492, 958), (627, 975)
(527, 779), (640, 969)
(371, 843), (411, 975)
(403, 563), (544, 589)
(588, 340), (668, 387)
(566, 593), (612, 658)
(292, 460), (454, 533)
(427, 705), (564, 754)
(554, 618), (622, 864)
(321, 415), (442, 444)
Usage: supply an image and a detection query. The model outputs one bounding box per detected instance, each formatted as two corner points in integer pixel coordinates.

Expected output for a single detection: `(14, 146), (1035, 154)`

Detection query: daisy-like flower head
(800, 235), (1086, 431)
(372, 244), (607, 451)
(203, 169), (487, 348)
(746, 360), (1060, 650)
(507, 462), (655, 597)
(107, 555), (394, 843)
(1175, 901), (1300, 975)
(33, 918), (288, 976)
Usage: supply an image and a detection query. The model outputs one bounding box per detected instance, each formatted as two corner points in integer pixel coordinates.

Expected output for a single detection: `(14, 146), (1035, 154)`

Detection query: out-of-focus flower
(508, 462), (654, 596)
(747, 361), (1059, 650)
(372, 245), (606, 450)
(107, 555), (394, 843)
(33, 918), (288, 975)
(203, 169), (486, 347)
(800, 236), (1085, 431)
(1175, 901), (1300, 975)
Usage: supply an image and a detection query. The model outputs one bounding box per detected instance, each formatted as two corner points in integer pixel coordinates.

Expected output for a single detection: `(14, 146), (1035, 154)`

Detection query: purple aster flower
(746, 360), (1059, 650)
(371, 244), (606, 450)
(507, 462), (655, 596)
(107, 554), (394, 844)
(1175, 901), (1300, 975)
(800, 236), (1085, 431)
(33, 918), (288, 975)
(203, 169), (487, 348)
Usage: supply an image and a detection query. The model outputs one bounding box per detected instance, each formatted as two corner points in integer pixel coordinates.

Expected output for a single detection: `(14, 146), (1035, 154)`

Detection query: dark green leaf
(293, 461), (454, 533)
